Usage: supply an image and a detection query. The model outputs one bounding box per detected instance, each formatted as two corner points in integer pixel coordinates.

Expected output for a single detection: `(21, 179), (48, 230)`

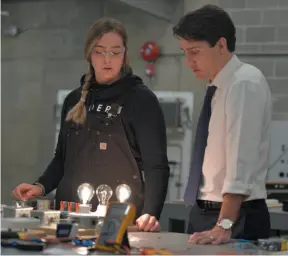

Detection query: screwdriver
(1, 239), (45, 251)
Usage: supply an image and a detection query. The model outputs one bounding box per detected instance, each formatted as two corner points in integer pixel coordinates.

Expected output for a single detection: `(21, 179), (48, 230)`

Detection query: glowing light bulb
(116, 184), (131, 203)
(95, 185), (113, 206)
(77, 183), (95, 205)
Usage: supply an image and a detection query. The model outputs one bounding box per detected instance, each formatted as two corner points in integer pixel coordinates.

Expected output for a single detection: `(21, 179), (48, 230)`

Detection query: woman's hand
(136, 214), (160, 232)
(12, 183), (43, 201)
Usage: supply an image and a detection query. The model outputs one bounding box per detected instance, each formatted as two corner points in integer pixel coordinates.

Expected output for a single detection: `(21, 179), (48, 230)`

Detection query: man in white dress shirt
(173, 5), (272, 244)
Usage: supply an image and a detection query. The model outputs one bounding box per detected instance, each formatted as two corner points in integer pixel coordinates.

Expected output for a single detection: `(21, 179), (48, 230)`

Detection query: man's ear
(218, 37), (227, 54)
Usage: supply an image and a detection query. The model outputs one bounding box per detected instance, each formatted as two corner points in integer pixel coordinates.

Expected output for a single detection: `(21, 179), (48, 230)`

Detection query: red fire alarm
(141, 41), (160, 62)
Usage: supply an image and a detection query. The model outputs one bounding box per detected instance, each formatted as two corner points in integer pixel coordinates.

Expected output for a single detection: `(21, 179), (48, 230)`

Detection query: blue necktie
(184, 85), (217, 206)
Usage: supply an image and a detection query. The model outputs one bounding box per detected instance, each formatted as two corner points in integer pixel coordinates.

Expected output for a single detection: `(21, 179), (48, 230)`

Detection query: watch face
(220, 219), (233, 229)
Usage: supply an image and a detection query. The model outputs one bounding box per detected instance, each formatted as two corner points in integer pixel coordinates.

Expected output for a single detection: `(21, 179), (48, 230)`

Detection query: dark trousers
(187, 199), (270, 240)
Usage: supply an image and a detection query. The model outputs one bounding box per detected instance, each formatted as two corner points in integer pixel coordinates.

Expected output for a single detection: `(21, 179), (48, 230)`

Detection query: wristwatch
(217, 219), (234, 230)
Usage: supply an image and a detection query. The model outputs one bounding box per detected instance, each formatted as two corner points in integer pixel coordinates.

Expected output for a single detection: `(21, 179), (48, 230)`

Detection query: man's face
(179, 37), (221, 80)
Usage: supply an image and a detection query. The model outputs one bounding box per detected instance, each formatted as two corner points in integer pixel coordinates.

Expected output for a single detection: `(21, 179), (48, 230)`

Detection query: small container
(60, 201), (68, 211)
(37, 200), (51, 211)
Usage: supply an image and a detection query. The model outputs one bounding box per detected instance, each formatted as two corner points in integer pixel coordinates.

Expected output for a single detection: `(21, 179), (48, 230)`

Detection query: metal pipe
(1, 11), (9, 16)
(161, 52), (288, 57)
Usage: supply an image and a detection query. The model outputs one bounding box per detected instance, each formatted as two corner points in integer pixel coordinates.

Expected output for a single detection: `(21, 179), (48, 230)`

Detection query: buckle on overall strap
(107, 103), (122, 118)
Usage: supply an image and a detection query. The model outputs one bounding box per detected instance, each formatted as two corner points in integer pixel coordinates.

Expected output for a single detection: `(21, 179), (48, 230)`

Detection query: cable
(166, 161), (178, 202)
(268, 145), (287, 171)
(182, 106), (193, 130)
(167, 143), (183, 200)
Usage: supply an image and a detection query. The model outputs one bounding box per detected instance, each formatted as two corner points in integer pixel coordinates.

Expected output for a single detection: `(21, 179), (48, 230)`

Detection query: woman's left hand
(136, 214), (160, 232)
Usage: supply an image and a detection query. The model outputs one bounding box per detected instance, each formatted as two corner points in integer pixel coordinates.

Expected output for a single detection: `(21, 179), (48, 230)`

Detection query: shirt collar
(210, 54), (242, 88)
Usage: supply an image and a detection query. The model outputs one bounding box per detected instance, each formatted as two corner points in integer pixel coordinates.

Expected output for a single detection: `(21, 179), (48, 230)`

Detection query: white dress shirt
(198, 54), (272, 202)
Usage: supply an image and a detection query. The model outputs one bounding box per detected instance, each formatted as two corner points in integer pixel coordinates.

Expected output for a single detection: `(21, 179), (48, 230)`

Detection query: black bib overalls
(55, 97), (144, 220)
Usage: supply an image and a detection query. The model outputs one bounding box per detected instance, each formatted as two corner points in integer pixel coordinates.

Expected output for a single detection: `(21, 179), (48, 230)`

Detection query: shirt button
(132, 175), (138, 180)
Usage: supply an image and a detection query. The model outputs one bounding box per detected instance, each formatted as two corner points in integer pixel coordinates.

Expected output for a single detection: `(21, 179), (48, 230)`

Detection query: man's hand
(188, 226), (231, 245)
(188, 193), (243, 244)
(136, 214), (160, 232)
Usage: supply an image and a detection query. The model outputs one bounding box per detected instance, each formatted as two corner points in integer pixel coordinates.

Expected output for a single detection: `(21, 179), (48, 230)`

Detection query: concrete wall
(185, 0), (288, 120)
(1, 0), (187, 204)
(1, 0), (288, 204)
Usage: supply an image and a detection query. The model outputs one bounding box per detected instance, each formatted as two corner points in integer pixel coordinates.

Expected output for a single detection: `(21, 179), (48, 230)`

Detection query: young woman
(12, 17), (170, 232)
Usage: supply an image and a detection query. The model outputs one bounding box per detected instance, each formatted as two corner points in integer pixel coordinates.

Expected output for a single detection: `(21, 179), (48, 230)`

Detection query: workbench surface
(2, 232), (286, 255)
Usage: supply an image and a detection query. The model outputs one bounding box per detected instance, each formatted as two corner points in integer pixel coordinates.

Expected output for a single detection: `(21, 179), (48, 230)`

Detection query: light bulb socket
(95, 204), (107, 217)
(78, 204), (91, 214)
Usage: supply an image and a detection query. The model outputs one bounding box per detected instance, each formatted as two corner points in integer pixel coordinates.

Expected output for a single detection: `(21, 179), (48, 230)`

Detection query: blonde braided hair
(66, 17), (129, 124)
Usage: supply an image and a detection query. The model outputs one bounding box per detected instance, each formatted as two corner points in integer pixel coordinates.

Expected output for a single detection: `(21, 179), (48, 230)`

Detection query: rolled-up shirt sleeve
(222, 80), (266, 196)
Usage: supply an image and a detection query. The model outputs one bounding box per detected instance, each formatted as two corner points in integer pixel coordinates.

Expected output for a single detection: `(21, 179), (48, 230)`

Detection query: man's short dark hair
(173, 4), (236, 52)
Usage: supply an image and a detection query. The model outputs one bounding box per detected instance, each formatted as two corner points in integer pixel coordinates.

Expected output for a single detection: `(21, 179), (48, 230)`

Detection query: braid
(66, 64), (94, 124)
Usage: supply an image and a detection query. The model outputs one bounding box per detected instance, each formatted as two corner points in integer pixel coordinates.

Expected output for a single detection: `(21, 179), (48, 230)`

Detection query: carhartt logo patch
(99, 142), (107, 150)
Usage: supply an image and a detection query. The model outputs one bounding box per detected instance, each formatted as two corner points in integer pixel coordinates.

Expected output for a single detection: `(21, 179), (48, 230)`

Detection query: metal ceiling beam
(118, 0), (181, 21)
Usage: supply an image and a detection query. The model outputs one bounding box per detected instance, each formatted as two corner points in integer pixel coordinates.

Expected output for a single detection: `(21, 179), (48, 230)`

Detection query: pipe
(1, 11), (9, 16)
(161, 52), (288, 57)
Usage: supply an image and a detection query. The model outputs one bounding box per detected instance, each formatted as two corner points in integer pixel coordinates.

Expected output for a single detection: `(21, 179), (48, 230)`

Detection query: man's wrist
(217, 193), (244, 228)
(216, 218), (234, 230)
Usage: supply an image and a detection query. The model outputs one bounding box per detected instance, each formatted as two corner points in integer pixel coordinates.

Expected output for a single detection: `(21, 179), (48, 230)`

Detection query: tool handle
(1, 239), (45, 251)
(16, 241), (45, 251)
(1, 231), (19, 239)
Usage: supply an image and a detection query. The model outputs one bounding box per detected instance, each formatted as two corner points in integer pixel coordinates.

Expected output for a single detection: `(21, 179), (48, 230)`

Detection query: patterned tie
(184, 85), (217, 206)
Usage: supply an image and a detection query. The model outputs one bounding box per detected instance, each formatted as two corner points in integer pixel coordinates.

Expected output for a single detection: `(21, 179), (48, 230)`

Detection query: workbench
(2, 202), (288, 254)
(2, 232), (287, 255)
(159, 202), (288, 234)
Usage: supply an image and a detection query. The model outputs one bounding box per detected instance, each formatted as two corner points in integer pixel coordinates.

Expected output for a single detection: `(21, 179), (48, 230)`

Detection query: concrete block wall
(1, 0), (288, 204)
(217, 0), (288, 120)
(1, 0), (101, 204)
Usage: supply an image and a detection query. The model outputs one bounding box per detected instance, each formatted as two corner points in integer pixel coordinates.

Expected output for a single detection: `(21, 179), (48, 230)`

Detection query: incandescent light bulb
(77, 183), (95, 205)
(95, 184), (113, 205)
(116, 184), (131, 203)
(94, 184), (113, 217)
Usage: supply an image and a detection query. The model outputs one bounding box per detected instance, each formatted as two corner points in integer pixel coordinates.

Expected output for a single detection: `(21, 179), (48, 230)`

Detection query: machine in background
(266, 121), (288, 203)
